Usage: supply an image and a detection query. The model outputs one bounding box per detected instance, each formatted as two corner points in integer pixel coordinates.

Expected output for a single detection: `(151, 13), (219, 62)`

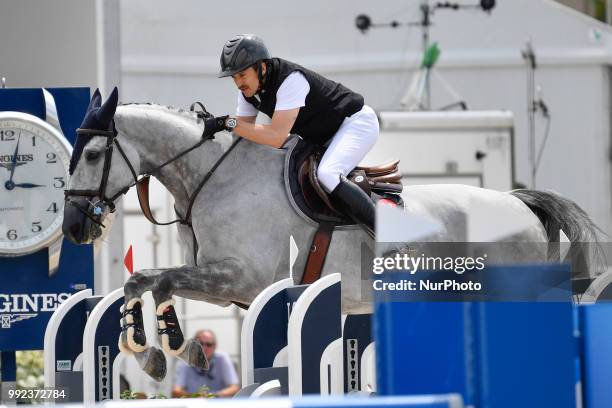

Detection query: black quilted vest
(244, 58), (364, 146)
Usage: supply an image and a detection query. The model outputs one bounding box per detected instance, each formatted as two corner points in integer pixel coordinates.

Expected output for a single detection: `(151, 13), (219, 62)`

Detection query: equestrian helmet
(218, 34), (270, 78)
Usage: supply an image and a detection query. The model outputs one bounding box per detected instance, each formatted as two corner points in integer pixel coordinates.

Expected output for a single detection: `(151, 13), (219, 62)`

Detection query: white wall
(0, 0), (97, 88)
(0, 0), (120, 94)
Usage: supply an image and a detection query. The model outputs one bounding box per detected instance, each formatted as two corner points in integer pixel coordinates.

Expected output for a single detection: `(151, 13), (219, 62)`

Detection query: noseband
(64, 122), (135, 226)
(64, 104), (242, 231)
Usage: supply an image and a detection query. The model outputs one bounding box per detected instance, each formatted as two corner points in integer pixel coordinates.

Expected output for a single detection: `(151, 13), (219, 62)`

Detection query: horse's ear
(96, 87), (119, 126)
(88, 89), (101, 111)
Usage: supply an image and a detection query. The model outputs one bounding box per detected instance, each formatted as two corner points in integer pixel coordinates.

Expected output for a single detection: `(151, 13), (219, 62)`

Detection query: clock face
(0, 112), (72, 256)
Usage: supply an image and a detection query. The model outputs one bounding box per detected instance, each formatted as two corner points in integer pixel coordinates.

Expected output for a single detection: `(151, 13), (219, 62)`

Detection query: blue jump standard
(373, 263), (612, 408)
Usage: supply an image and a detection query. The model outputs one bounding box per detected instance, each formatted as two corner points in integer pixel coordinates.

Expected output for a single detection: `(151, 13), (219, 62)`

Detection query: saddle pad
(283, 136), (355, 226)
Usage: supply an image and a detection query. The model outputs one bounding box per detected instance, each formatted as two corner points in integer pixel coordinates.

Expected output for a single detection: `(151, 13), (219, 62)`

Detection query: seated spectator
(172, 329), (239, 397)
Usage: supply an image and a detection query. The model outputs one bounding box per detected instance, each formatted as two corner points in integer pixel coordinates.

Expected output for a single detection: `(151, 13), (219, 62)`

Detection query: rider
(206, 34), (379, 235)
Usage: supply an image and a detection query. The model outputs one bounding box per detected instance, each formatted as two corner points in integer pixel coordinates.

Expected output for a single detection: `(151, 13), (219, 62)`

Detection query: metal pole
(421, 0), (431, 109)
(529, 64), (536, 188)
(522, 41), (537, 189)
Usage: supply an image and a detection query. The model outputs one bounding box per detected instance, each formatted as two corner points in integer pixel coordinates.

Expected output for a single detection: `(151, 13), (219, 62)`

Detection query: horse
(62, 88), (600, 381)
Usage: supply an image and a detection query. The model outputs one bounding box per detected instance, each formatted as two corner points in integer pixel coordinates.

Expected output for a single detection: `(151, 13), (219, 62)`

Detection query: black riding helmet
(218, 34), (270, 78)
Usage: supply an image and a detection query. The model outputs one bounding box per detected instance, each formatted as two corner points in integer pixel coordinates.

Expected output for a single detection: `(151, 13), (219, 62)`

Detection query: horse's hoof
(122, 298), (148, 353)
(179, 338), (209, 370)
(134, 346), (167, 382)
(156, 299), (186, 356)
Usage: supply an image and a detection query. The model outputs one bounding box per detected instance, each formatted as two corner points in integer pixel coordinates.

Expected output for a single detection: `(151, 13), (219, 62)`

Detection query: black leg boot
(330, 175), (375, 238)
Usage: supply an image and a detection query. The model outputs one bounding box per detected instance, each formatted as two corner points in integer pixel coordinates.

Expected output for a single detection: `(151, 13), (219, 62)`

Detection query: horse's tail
(509, 189), (598, 244)
(509, 189), (603, 278)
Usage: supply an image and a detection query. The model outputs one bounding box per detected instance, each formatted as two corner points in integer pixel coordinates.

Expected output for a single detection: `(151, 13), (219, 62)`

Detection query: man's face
(197, 331), (217, 360)
(231, 63), (265, 98)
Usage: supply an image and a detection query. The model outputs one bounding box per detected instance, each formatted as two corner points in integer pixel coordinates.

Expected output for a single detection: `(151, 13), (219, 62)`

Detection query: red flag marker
(124, 245), (134, 274)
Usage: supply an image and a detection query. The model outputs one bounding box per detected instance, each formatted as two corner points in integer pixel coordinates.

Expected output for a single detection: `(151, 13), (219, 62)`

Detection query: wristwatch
(225, 117), (237, 131)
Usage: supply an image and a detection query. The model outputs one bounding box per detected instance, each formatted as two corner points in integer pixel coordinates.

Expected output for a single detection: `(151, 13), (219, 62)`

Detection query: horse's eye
(85, 151), (100, 161)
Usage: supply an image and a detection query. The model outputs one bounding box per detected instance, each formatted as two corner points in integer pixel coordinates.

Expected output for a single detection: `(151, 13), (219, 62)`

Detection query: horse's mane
(118, 103), (204, 124)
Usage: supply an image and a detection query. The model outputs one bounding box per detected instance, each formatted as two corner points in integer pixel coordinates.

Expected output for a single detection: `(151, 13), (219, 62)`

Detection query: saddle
(286, 137), (404, 285)
(288, 137), (403, 224)
(298, 153), (403, 220)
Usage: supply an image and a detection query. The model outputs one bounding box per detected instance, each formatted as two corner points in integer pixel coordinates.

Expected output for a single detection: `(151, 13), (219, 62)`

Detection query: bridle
(64, 104), (242, 232)
(64, 123), (131, 226)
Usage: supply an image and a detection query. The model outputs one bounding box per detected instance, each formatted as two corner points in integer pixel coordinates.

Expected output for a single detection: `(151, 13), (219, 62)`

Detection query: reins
(65, 102), (242, 265)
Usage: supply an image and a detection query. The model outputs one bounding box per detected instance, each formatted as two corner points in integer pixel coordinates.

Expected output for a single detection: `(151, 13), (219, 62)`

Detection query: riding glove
(203, 115), (229, 138)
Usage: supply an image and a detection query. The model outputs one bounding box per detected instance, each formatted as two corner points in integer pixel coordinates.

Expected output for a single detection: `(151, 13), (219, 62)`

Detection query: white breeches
(317, 105), (379, 192)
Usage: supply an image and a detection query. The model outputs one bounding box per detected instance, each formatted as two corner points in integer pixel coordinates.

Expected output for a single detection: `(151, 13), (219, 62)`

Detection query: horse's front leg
(150, 258), (254, 372)
(119, 269), (168, 381)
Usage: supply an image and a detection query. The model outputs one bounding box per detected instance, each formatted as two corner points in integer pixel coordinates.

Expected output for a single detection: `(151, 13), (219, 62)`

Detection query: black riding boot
(330, 176), (375, 237)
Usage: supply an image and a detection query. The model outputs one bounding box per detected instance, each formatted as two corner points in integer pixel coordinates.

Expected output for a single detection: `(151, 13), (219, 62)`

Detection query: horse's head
(63, 87), (140, 244)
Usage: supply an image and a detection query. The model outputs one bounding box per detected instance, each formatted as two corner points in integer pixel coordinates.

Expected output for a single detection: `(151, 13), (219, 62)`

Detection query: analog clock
(0, 111), (72, 256)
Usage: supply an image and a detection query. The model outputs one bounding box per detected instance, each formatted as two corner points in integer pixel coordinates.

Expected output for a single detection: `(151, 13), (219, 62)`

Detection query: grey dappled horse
(63, 89), (600, 381)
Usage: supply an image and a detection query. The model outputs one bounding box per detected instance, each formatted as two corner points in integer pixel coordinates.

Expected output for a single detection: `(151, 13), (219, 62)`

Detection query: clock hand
(13, 182), (46, 188)
(8, 131), (22, 183)
(0, 162), (25, 171)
